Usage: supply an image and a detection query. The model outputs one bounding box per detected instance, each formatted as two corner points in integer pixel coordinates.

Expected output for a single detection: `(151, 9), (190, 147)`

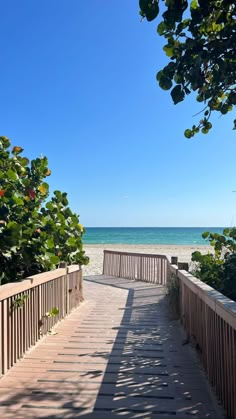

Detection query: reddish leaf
(12, 146), (23, 154)
(0, 189), (6, 197)
(28, 189), (36, 199)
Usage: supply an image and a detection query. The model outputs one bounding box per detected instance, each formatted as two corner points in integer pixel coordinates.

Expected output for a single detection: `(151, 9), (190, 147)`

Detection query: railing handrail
(103, 249), (167, 259)
(0, 265), (81, 301)
(68, 264), (81, 273)
(177, 269), (236, 329)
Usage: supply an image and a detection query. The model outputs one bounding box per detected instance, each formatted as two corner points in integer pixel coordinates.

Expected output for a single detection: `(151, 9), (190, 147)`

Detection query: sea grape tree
(192, 228), (236, 301)
(0, 136), (88, 284)
(139, 0), (236, 137)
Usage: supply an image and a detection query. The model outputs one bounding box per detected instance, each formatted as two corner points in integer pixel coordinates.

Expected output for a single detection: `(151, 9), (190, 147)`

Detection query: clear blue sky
(1, 1), (235, 227)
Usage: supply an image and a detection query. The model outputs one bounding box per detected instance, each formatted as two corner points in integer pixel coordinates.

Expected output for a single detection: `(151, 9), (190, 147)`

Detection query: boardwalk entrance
(0, 275), (223, 418)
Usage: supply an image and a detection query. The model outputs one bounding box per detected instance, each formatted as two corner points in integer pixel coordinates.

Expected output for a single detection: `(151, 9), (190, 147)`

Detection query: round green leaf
(7, 169), (18, 181)
(157, 22), (167, 35)
(171, 85), (185, 104)
(184, 129), (192, 139)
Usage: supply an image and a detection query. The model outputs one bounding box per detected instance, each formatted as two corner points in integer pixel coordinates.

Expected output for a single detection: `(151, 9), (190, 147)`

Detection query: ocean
(83, 227), (225, 245)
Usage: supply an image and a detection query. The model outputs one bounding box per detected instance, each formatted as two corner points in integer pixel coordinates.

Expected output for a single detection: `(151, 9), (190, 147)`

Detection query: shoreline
(83, 244), (211, 276)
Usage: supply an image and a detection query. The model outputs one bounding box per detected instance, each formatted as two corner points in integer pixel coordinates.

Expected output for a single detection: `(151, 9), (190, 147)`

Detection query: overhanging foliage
(139, 0), (236, 137)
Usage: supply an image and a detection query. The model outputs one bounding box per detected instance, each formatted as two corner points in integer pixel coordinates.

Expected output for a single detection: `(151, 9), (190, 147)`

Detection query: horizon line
(84, 226), (227, 228)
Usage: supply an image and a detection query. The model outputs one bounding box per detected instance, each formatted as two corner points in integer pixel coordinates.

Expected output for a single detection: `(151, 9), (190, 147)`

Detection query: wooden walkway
(0, 275), (224, 419)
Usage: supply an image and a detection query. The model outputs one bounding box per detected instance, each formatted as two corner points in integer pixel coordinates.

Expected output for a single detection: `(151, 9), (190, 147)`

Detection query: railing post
(119, 254), (122, 278)
(59, 262), (69, 315)
(171, 256), (178, 265)
(38, 285), (42, 339)
(2, 299), (8, 374)
(102, 250), (106, 275)
(79, 265), (84, 302)
(177, 262), (188, 321)
(139, 256), (143, 281)
(65, 266), (69, 314)
(178, 262), (189, 271)
(175, 263), (188, 324)
(166, 256), (178, 286)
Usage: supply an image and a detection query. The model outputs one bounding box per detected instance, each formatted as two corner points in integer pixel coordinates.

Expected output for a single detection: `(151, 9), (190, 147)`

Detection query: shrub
(0, 136), (88, 284)
(191, 228), (236, 301)
(191, 251), (223, 290)
(219, 253), (236, 301)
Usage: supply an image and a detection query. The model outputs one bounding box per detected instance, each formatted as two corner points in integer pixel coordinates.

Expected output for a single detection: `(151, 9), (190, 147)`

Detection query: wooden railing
(103, 250), (168, 285)
(0, 265), (82, 377)
(103, 249), (236, 419)
(176, 268), (236, 419)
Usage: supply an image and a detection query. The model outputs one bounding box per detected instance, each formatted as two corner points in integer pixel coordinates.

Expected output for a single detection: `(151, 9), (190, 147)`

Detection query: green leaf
(202, 231), (210, 239)
(7, 221), (21, 232)
(46, 201), (55, 211)
(51, 306), (59, 315)
(223, 228), (230, 236)
(12, 294), (28, 309)
(181, 18), (191, 28)
(157, 71), (173, 90)
(190, 0), (199, 9)
(46, 307), (59, 317)
(66, 237), (77, 247)
(221, 104), (229, 115)
(54, 190), (62, 201)
(171, 85), (185, 104)
(196, 95), (204, 102)
(157, 22), (167, 35)
(46, 238), (54, 249)
(163, 45), (174, 57)
(45, 306), (59, 318)
(50, 255), (60, 265)
(139, 0), (159, 21)
(174, 74), (182, 84)
(184, 129), (192, 139)
(191, 251), (201, 261)
(0, 136), (11, 148)
(7, 169), (18, 181)
(15, 197), (24, 206)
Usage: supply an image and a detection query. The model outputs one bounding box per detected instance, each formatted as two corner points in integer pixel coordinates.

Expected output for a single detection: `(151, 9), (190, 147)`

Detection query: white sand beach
(83, 244), (211, 276)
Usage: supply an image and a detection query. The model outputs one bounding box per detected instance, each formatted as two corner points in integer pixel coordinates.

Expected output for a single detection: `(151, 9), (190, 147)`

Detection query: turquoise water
(83, 227), (225, 245)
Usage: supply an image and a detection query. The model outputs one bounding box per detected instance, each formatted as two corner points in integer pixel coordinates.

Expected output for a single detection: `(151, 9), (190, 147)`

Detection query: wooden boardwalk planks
(0, 275), (224, 418)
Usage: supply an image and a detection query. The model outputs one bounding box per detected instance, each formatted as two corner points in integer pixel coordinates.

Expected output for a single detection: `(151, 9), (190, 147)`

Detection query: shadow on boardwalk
(0, 275), (224, 419)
